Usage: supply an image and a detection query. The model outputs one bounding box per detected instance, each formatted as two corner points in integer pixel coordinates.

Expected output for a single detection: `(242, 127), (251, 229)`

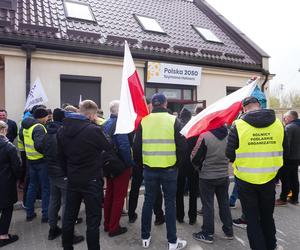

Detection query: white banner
(24, 78), (48, 111)
(147, 61), (202, 86)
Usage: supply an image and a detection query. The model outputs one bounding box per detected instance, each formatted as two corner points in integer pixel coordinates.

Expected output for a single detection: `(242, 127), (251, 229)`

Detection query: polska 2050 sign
(147, 61), (202, 86)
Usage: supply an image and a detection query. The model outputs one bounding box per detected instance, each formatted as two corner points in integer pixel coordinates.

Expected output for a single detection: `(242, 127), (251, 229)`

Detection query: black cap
(151, 93), (167, 107)
(33, 108), (49, 119)
(53, 108), (65, 122)
(242, 96), (259, 107)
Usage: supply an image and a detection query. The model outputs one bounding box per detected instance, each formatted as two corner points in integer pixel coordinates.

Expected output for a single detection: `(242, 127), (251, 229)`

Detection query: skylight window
(194, 26), (222, 43)
(135, 15), (165, 34)
(65, 1), (95, 21)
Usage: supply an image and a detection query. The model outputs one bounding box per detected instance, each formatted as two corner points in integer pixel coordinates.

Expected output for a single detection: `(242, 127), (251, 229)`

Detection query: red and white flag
(115, 41), (149, 134)
(181, 80), (258, 138)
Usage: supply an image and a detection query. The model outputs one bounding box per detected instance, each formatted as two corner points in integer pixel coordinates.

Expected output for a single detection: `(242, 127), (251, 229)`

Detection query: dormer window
(135, 14), (166, 34)
(193, 26), (222, 43)
(65, 0), (95, 22)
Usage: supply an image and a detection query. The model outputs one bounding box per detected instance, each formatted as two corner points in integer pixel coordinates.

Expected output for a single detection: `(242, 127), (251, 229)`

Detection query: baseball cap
(151, 93), (167, 107)
(242, 96), (259, 107)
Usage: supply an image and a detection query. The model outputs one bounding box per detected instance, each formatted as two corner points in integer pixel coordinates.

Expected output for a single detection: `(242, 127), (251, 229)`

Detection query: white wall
(3, 47), (268, 122)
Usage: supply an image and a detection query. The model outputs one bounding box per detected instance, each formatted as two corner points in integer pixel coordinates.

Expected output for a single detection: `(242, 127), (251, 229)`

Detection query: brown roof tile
(0, 0), (267, 70)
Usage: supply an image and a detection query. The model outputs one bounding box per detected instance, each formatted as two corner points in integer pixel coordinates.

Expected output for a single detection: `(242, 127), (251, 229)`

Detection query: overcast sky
(206, 0), (300, 94)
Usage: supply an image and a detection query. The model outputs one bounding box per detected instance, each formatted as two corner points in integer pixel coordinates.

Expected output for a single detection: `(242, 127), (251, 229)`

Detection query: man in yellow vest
(20, 107), (49, 223)
(133, 93), (187, 250)
(226, 96), (288, 250)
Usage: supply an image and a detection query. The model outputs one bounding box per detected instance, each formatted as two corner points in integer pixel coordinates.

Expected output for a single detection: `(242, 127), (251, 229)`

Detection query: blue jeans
(141, 168), (178, 244)
(26, 162), (50, 219)
(229, 178), (238, 205)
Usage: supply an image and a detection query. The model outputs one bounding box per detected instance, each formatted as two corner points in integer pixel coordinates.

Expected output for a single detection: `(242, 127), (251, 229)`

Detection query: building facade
(0, 0), (270, 121)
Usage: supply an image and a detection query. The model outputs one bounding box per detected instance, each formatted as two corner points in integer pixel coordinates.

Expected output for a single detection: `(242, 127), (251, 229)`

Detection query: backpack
(101, 119), (126, 178)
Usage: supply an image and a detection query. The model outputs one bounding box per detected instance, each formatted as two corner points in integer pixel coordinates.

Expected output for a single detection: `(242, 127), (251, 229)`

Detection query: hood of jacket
(46, 121), (63, 135)
(61, 117), (90, 137)
(21, 117), (38, 129)
(0, 135), (8, 149)
(210, 126), (228, 140)
(291, 119), (300, 127)
(179, 108), (192, 126)
(241, 109), (276, 128)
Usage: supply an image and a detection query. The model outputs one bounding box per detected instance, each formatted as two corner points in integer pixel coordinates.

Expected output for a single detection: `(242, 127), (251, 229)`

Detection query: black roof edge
(0, 35), (266, 74)
(194, 0), (270, 63)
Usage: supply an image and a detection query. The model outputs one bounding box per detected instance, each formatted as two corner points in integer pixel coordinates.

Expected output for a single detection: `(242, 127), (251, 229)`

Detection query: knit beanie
(53, 108), (65, 122)
(33, 108), (49, 119)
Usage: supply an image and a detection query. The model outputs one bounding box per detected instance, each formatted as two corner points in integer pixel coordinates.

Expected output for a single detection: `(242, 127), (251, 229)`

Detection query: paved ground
(6, 183), (300, 250)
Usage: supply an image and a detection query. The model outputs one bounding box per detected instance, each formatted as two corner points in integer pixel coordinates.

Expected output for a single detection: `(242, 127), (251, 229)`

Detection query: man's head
(194, 104), (204, 115)
(283, 110), (298, 125)
(79, 100), (98, 122)
(151, 93), (167, 109)
(97, 109), (104, 118)
(242, 96), (261, 113)
(0, 109), (7, 122)
(33, 108), (49, 125)
(0, 120), (8, 136)
(53, 108), (65, 122)
(109, 100), (120, 116)
(64, 105), (78, 113)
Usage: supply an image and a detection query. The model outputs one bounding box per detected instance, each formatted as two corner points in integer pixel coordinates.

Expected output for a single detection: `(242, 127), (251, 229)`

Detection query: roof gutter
(261, 71), (269, 93)
(0, 35), (265, 73)
(21, 44), (36, 97)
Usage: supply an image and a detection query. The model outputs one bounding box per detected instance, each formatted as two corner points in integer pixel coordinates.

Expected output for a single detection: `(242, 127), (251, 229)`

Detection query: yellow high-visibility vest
(233, 118), (284, 184)
(96, 117), (106, 126)
(23, 124), (47, 160)
(141, 112), (176, 168)
(17, 121), (24, 151)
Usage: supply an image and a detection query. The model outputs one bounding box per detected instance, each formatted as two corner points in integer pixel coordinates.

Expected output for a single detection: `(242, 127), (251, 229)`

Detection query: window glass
(145, 87), (156, 99)
(183, 89), (192, 100)
(65, 1), (94, 21)
(136, 15), (165, 33)
(194, 26), (222, 43)
(158, 88), (181, 100)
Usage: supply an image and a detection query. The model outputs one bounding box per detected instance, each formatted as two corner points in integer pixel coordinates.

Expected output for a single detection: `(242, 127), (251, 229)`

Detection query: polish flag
(181, 80), (258, 138)
(115, 41), (149, 134)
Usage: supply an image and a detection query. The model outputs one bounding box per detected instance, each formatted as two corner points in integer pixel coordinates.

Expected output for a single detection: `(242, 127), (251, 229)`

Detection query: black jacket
(6, 119), (18, 143)
(44, 121), (65, 178)
(133, 107), (187, 169)
(226, 109), (289, 162)
(19, 117), (47, 164)
(57, 116), (112, 184)
(285, 119), (300, 161)
(178, 108), (196, 175)
(0, 135), (21, 208)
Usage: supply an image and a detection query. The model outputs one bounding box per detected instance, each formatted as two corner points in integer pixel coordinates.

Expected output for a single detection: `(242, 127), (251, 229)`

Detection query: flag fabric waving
(24, 78), (48, 111)
(115, 41), (149, 134)
(181, 80), (258, 138)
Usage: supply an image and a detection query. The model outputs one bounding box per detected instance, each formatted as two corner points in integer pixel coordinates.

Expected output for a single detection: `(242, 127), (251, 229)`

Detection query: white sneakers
(142, 236), (151, 248)
(142, 237), (187, 250)
(168, 239), (187, 250)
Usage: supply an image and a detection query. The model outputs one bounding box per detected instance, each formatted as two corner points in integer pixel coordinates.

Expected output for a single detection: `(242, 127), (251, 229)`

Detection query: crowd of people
(0, 93), (299, 250)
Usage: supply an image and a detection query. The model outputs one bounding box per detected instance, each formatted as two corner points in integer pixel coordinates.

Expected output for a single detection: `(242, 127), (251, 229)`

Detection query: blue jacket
(103, 115), (135, 168)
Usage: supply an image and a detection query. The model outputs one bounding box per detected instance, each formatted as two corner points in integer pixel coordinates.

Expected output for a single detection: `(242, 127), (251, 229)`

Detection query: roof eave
(0, 35), (264, 73)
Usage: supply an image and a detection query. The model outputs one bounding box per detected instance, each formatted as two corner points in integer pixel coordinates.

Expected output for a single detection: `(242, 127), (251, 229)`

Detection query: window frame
(0, 0), (17, 10)
(134, 14), (167, 35)
(145, 83), (196, 103)
(64, 0), (96, 23)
